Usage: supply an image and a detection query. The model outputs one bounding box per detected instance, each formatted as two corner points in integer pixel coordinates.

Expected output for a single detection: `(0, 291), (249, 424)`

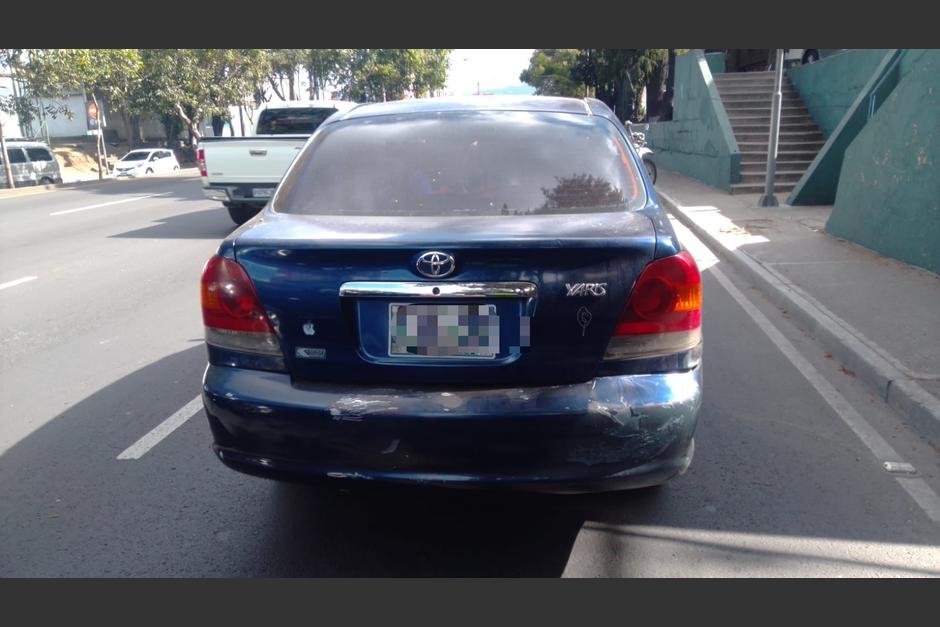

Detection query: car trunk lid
(234, 210), (657, 387)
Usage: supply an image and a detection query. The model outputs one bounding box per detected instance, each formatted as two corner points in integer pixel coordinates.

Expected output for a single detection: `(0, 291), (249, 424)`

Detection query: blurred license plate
(252, 187), (274, 198)
(389, 303), (499, 358)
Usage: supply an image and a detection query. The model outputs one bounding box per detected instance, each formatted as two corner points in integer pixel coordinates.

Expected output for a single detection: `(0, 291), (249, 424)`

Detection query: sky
(444, 49), (536, 96)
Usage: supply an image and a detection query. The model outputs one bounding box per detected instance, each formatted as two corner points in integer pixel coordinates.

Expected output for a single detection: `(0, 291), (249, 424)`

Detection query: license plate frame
(388, 302), (500, 359)
(252, 187), (274, 198)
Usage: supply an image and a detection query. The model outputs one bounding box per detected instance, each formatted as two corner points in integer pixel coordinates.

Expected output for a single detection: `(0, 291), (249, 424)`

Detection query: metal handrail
(868, 50), (906, 120)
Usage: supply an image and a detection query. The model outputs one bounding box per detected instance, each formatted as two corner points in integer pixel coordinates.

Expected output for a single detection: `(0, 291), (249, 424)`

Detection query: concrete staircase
(714, 71), (825, 195)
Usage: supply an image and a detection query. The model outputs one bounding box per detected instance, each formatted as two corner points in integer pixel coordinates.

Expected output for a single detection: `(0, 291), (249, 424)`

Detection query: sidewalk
(655, 168), (940, 444)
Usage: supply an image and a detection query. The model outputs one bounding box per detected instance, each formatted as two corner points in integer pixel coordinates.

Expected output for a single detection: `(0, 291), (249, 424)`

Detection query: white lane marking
(709, 264), (940, 524)
(49, 193), (167, 216)
(0, 276), (37, 291)
(117, 395), (203, 460)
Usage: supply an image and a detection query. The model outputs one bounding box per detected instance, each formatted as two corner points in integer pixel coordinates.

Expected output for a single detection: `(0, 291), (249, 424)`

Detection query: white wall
(0, 76), (23, 138)
(39, 93), (89, 138)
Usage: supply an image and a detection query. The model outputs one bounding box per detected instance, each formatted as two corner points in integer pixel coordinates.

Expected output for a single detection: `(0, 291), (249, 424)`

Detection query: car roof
(332, 96), (618, 123)
(4, 140), (51, 148)
(257, 100), (359, 112)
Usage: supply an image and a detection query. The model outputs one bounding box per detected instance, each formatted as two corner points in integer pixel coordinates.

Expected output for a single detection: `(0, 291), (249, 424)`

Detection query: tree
(268, 49), (307, 101)
(519, 49), (585, 97)
(304, 49), (349, 100)
(139, 49), (269, 148)
(573, 49), (665, 121)
(16, 48), (144, 178)
(410, 49), (450, 98)
(521, 49), (669, 122)
(339, 49), (450, 102)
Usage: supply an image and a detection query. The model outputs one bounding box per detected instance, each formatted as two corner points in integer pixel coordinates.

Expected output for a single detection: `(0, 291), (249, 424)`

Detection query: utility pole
(759, 49), (784, 207)
(0, 119), (14, 189)
(0, 76), (14, 188)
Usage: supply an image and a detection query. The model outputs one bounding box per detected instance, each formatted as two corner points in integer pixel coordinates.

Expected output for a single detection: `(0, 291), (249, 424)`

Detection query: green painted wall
(787, 50), (901, 205)
(787, 50), (933, 206)
(705, 52), (725, 75)
(645, 50), (739, 191)
(789, 49), (890, 137)
(826, 50), (940, 275)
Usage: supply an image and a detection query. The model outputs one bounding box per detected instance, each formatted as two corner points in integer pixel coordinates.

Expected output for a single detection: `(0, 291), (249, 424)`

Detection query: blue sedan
(200, 96), (702, 493)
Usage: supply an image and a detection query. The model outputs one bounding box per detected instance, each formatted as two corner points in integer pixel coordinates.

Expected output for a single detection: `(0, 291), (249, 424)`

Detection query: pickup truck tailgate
(200, 136), (307, 185)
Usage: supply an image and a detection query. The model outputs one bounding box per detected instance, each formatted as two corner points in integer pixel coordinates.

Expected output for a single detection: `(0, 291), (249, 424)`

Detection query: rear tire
(145, 168), (153, 174)
(226, 203), (260, 226)
(39, 177), (54, 186)
(643, 157), (657, 185)
(802, 49), (820, 65)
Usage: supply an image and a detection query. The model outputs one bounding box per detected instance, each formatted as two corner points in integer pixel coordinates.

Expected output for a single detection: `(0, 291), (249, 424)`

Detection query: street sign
(86, 100), (103, 131)
(86, 101), (98, 131)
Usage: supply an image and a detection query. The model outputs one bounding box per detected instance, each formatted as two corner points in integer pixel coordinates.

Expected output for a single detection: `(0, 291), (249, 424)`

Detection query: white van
(0, 140), (63, 188)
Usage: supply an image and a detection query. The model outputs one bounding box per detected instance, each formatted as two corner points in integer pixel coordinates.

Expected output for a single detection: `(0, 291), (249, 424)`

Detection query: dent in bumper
(202, 365), (702, 492)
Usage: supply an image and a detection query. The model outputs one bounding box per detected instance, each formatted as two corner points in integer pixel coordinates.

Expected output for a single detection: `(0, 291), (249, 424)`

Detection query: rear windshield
(256, 107), (337, 135)
(121, 151), (150, 161)
(274, 111), (646, 216)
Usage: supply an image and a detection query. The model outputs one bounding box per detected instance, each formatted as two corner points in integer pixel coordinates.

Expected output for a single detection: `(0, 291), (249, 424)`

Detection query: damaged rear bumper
(202, 364), (702, 493)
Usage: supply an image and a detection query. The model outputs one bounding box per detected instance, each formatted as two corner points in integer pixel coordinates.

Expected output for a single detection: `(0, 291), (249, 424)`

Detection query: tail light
(196, 148), (207, 177)
(604, 251), (702, 360)
(201, 255), (281, 356)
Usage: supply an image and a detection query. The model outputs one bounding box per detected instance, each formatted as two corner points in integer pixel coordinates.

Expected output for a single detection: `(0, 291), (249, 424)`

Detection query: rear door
(156, 150), (170, 172)
(234, 108), (656, 387)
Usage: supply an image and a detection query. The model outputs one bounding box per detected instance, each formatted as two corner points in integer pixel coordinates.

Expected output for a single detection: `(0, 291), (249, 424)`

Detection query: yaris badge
(416, 251), (456, 278)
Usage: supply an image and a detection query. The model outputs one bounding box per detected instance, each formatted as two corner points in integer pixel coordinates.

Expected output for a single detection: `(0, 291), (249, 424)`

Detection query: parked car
(114, 148), (180, 177)
(200, 96), (702, 493)
(0, 140), (63, 188)
(198, 100), (358, 226)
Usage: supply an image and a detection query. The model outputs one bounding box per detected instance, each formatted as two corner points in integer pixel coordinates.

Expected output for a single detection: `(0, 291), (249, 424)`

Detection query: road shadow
(255, 482), (596, 576)
(2, 333), (938, 576)
(66, 174), (206, 203)
(109, 208), (237, 240)
(0, 344), (594, 576)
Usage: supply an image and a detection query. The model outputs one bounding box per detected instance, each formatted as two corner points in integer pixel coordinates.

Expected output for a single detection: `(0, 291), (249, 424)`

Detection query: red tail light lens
(196, 148), (207, 177)
(201, 255), (281, 356)
(605, 251), (702, 360)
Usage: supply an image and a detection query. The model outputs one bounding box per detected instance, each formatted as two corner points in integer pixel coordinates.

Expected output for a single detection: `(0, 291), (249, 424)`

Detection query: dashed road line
(0, 276), (38, 291)
(117, 395), (203, 460)
(49, 193), (167, 216)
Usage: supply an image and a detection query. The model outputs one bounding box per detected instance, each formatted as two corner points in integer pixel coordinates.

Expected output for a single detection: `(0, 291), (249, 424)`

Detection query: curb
(0, 169), (199, 199)
(658, 189), (940, 445)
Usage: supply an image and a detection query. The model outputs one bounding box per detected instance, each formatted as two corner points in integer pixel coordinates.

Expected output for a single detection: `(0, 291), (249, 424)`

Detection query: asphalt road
(1, 174), (938, 577)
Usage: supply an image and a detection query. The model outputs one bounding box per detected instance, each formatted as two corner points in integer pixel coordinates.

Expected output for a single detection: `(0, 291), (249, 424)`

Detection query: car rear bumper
(202, 364), (702, 493)
(202, 184), (273, 206)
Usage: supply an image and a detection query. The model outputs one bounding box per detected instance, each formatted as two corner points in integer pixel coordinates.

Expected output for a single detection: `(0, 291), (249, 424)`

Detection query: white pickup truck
(198, 100), (358, 225)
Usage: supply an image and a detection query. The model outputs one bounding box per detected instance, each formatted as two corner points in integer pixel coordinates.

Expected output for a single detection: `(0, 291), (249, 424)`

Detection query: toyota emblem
(416, 251), (456, 278)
